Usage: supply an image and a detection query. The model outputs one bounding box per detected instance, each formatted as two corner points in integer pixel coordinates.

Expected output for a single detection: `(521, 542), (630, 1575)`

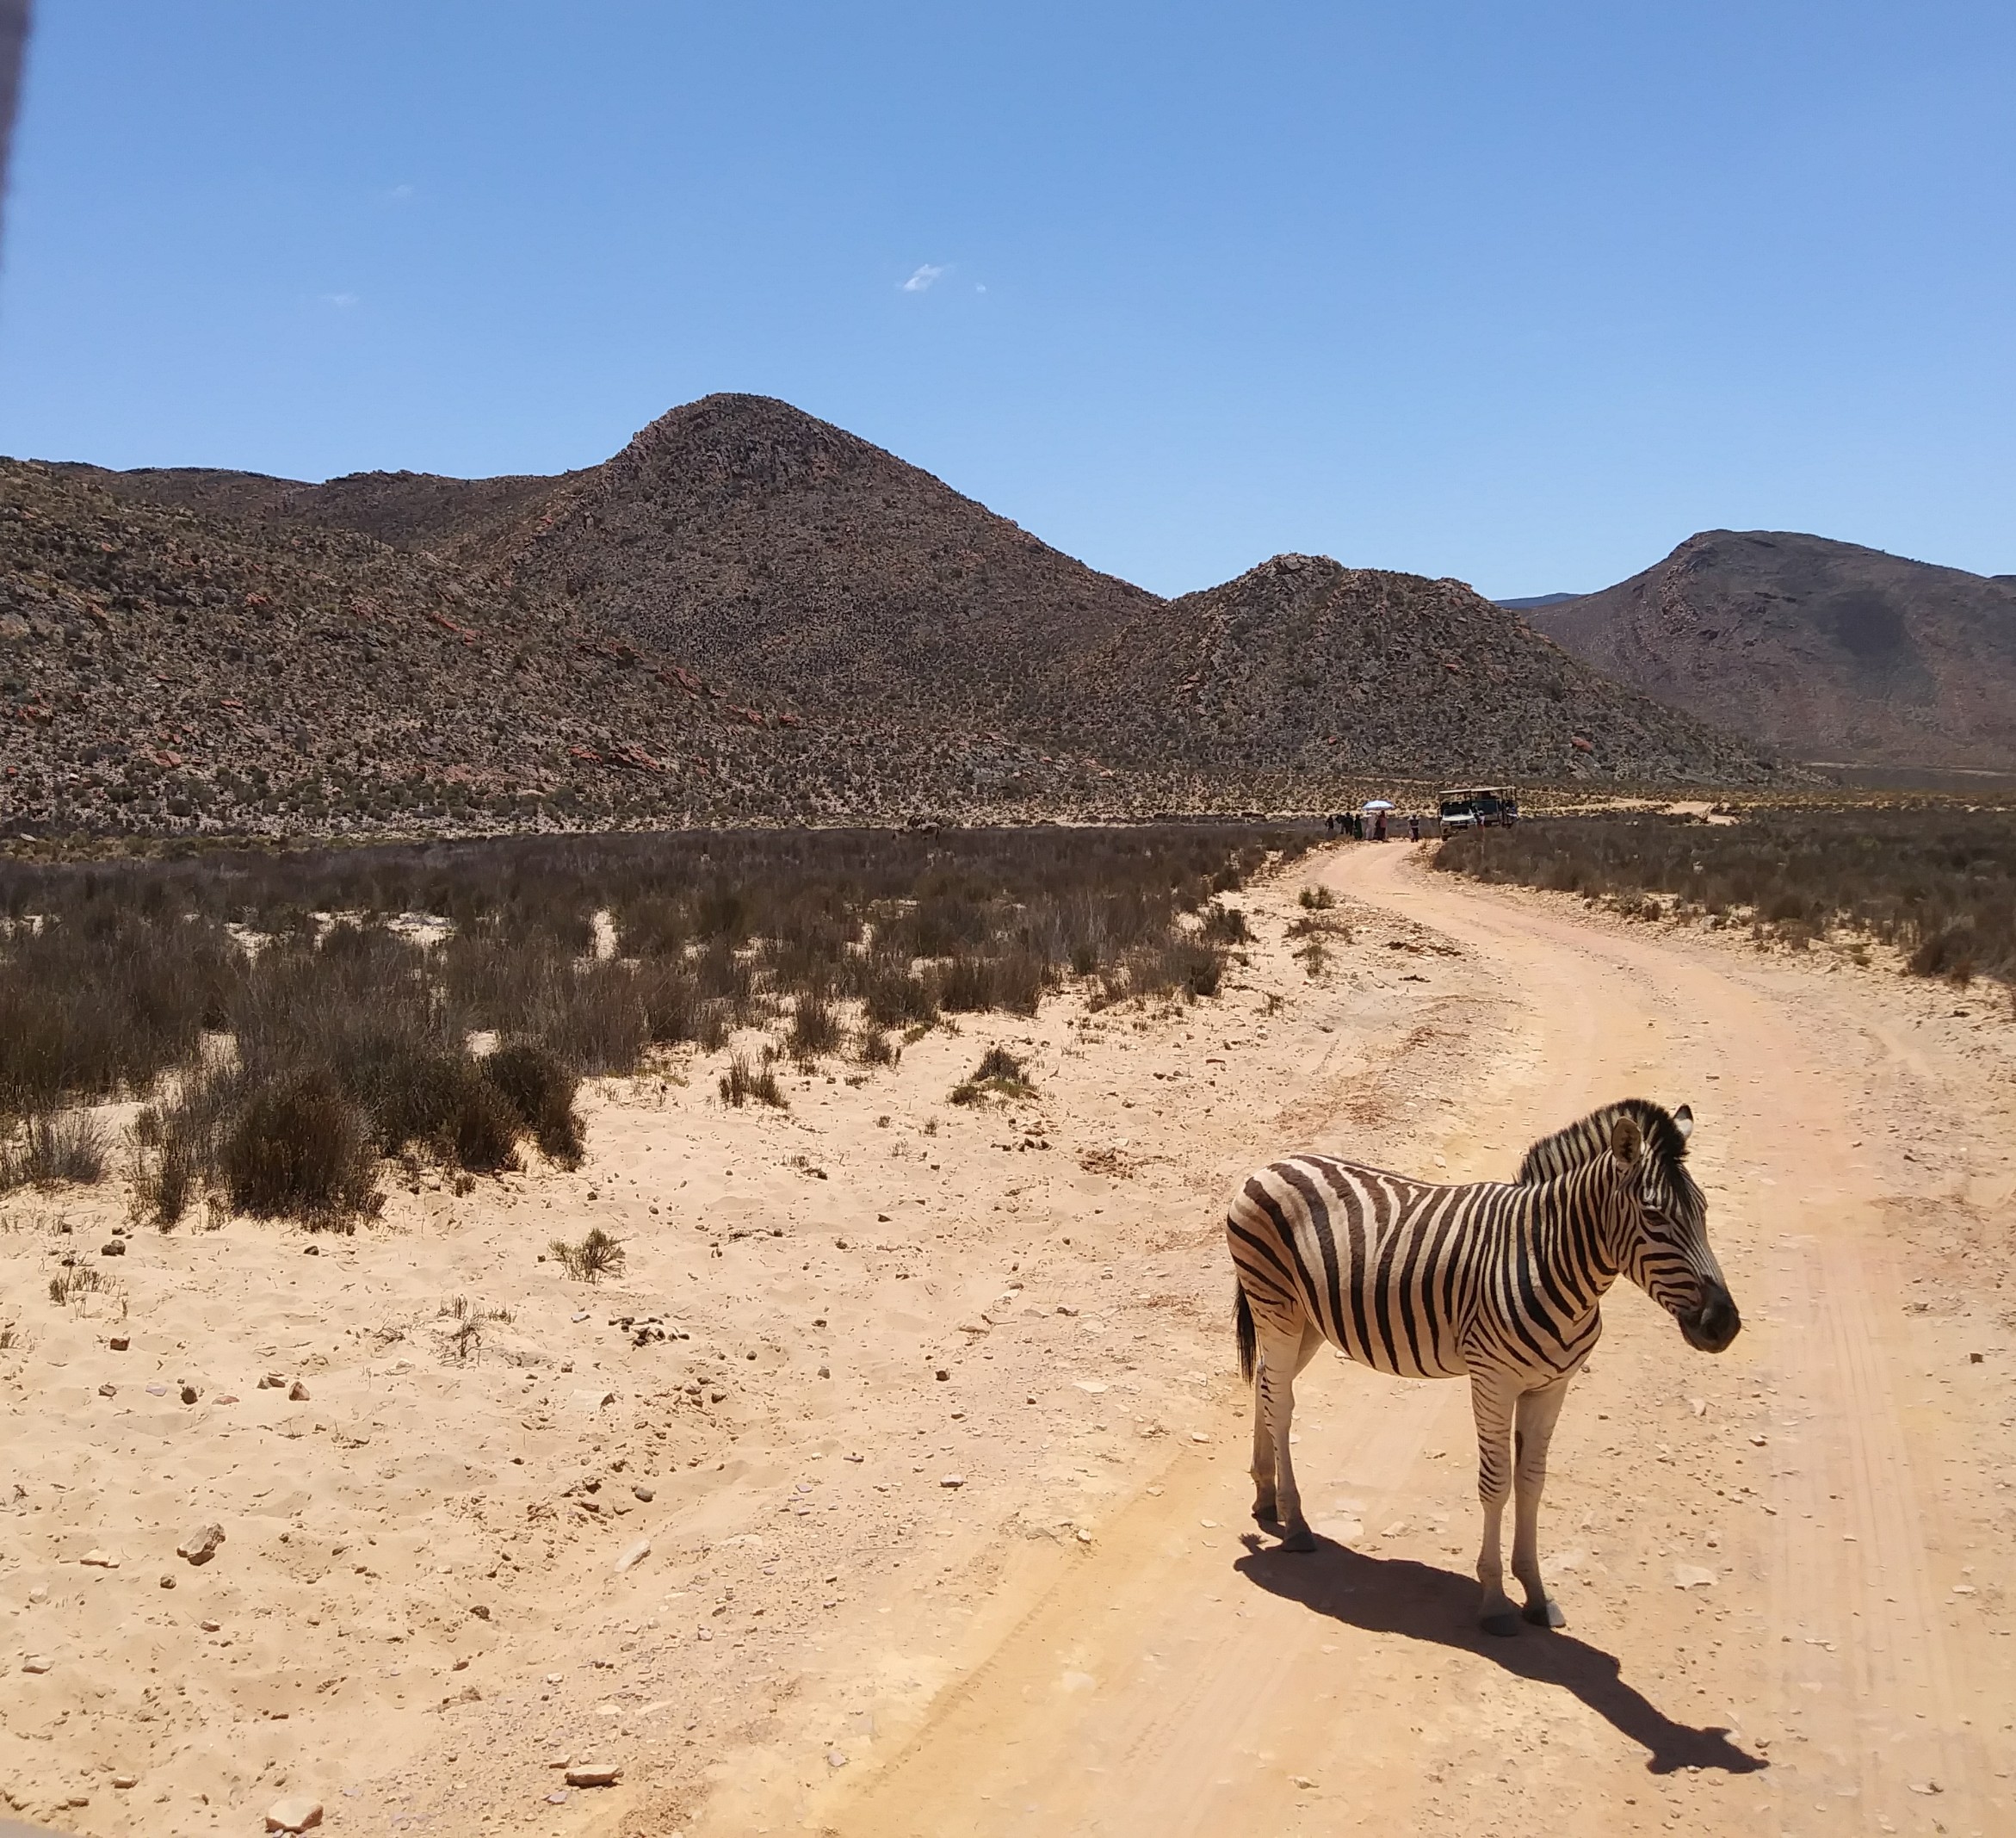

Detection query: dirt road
(806, 842), (2016, 1838)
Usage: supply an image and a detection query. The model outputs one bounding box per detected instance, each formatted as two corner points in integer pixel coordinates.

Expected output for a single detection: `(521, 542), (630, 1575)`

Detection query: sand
(3, 841), (2013, 1838)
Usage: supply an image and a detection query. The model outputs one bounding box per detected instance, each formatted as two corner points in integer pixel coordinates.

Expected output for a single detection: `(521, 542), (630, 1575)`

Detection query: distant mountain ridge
(1531, 529), (2016, 772)
(8, 395), (1790, 839)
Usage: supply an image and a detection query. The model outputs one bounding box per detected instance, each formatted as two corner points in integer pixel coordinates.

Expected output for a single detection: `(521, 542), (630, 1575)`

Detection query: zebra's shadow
(1232, 1535), (1768, 1776)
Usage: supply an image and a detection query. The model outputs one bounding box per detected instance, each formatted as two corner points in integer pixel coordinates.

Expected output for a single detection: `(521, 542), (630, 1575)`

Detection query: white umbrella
(1361, 799), (1395, 811)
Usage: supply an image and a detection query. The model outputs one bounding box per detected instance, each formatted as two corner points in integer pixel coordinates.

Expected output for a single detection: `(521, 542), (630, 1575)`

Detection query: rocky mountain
(0, 459), (1116, 838)
(6, 399), (1792, 839)
(1083, 555), (1778, 786)
(1530, 531), (2016, 772)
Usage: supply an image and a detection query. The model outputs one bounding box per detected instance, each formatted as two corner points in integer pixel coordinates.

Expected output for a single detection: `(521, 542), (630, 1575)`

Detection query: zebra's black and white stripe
(1227, 1098), (1740, 1635)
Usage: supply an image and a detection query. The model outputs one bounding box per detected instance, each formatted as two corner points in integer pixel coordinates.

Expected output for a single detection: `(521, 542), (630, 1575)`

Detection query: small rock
(288, 1382), (309, 1402)
(469, 1605), (491, 1620)
(615, 1538), (652, 1574)
(1074, 1529), (1093, 1544)
(1688, 1398), (1707, 1417)
(939, 1475), (965, 1489)
(22, 1655), (53, 1674)
(1749, 1434), (1767, 1447)
(79, 1549), (119, 1568)
(102, 1240), (127, 1257)
(145, 1382), (168, 1396)
(1292, 1775), (1317, 1790)
(111, 1773), (138, 1789)
(1055, 1304), (1079, 1317)
(303, 1244), (319, 1256)
(108, 1336), (129, 1352)
(545, 1791), (569, 1804)
(159, 1575), (175, 1589)
(934, 1369), (949, 1382)
(546, 1672), (565, 1684)
(633, 1485), (654, 1502)
(180, 1385), (200, 1405)
(1907, 1781), (1943, 1796)
(216, 1394), (239, 1404)
(97, 1383), (117, 1398)
(200, 1618), (220, 1632)
(176, 1524), (226, 1566)
(1189, 1431), (1209, 1444)
(1673, 1563), (1717, 1590)
(1969, 1351), (1983, 1364)
(565, 1767), (620, 1788)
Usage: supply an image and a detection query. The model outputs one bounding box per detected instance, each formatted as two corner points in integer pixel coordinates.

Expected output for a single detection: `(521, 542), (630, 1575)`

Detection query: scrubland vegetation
(1438, 805), (2016, 986)
(0, 823), (1302, 1222)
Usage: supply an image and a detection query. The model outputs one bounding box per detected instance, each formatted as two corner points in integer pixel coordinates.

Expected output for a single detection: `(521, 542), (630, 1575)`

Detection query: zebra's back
(1229, 1153), (1511, 1380)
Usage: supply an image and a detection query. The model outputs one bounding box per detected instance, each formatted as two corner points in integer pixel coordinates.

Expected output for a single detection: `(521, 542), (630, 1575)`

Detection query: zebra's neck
(1524, 1160), (1628, 1309)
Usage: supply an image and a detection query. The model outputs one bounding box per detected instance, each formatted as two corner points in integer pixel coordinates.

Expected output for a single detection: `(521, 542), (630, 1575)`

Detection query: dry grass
(1438, 806), (2016, 987)
(0, 824), (1305, 1221)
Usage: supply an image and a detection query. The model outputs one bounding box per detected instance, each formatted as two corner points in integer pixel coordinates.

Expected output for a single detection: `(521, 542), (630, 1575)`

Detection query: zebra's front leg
(1469, 1370), (1521, 1636)
(1511, 1374), (1574, 1629)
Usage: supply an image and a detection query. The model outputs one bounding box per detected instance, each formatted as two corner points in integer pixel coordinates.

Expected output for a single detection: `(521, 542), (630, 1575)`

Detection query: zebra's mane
(1517, 1098), (1700, 1217)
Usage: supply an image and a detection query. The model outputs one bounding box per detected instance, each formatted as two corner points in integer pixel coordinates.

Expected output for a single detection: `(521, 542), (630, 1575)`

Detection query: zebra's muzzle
(1679, 1279), (1741, 1353)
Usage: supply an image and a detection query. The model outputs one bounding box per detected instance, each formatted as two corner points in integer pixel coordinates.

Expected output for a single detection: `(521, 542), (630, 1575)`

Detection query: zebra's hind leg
(1511, 1375), (1574, 1629)
(1251, 1314), (1322, 1551)
(1469, 1371), (1522, 1636)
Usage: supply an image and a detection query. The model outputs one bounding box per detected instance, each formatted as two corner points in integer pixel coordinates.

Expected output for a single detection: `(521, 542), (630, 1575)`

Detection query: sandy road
(810, 843), (2015, 1838)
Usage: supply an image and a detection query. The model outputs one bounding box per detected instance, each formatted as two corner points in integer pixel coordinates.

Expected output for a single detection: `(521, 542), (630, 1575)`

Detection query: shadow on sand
(1233, 1533), (1767, 1776)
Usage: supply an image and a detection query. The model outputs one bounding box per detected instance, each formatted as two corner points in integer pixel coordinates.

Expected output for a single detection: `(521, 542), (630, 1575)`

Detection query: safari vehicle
(1438, 786), (1518, 832)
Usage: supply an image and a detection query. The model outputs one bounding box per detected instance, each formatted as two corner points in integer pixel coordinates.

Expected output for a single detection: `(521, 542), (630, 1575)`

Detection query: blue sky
(2, 2), (2011, 597)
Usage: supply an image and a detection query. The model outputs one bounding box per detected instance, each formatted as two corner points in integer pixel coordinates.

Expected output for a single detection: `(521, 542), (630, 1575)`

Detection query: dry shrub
(483, 1040), (584, 1167)
(719, 1054), (787, 1110)
(857, 1028), (900, 1068)
(951, 1043), (1036, 1105)
(219, 1068), (380, 1224)
(788, 991), (844, 1064)
(1, 1111), (108, 1191)
(551, 1227), (625, 1282)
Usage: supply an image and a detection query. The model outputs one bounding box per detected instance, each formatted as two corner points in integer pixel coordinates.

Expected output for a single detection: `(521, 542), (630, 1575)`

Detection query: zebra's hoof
(1523, 1599), (1566, 1630)
(1480, 1611), (1523, 1639)
(1277, 1525), (1317, 1554)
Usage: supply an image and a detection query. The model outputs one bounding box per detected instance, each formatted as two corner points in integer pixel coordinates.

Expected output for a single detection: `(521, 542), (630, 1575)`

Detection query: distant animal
(1226, 1098), (1739, 1635)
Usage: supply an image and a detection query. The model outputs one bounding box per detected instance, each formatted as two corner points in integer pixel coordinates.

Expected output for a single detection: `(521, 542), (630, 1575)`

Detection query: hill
(1081, 554), (1779, 786)
(5, 399), (1793, 840)
(1530, 531), (2016, 772)
(0, 459), (1116, 838)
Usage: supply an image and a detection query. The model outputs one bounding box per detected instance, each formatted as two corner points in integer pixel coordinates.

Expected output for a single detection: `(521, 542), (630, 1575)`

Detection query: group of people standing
(1326, 809), (1422, 843)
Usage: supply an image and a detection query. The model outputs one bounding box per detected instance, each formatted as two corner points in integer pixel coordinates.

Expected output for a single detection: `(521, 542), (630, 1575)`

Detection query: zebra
(1227, 1098), (1740, 1636)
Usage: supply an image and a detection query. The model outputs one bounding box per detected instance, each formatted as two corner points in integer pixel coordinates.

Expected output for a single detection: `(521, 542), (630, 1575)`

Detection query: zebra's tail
(1234, 1280), (1256, 1383)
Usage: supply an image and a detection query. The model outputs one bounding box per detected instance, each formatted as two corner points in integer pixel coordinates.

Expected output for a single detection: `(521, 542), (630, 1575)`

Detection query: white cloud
(388, 183), (415, 201)
(900, 263), (945, 293)
(323, 292), (360, 309)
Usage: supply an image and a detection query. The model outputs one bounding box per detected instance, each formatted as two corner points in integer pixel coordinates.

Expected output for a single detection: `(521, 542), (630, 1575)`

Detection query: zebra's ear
(1673, 1104), (1694, 1142)
(1609, 1113), (1643, 1167)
